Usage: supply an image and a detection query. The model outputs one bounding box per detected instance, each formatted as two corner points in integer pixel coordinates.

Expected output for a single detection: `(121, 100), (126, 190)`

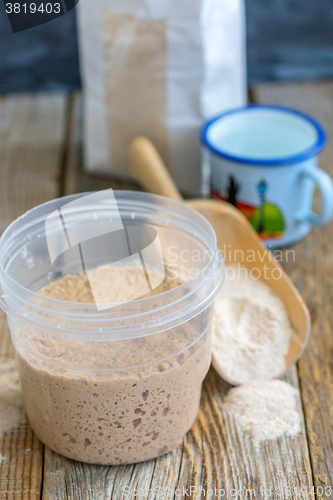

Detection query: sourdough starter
(15, 267), (212, 465)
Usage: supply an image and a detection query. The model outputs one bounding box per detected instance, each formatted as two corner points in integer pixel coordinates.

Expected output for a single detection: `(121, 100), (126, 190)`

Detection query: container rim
(0, 191), (224, 340)
(201, 104), (326, 166)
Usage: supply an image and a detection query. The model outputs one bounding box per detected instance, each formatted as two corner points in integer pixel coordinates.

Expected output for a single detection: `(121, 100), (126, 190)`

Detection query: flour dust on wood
(223, 380), (301, 442)
(0, 359), (25, 439)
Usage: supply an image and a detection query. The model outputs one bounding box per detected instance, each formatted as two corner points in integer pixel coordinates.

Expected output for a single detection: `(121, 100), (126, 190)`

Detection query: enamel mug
(202, 105), (333, 248)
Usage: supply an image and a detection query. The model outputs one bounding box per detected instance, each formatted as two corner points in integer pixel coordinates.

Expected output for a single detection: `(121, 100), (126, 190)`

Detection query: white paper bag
(77, 0), (246, 195)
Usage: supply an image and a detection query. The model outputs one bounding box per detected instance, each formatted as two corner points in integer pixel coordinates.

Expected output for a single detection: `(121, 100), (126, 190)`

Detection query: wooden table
(0, 83), (332, 500)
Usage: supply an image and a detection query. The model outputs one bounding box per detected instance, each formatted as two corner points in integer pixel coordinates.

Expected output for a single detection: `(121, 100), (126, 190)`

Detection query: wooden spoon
(129, 136), (311, 383)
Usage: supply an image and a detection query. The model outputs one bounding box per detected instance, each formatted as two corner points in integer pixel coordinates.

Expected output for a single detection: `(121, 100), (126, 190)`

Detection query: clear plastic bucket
(0, 191), (223, 465)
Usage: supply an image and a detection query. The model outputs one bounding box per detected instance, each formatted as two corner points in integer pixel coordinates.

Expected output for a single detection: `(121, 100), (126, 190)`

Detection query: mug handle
(297, 166), (333, 225)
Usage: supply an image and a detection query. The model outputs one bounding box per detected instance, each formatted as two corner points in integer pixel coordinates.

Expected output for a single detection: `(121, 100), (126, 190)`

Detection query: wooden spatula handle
(129, 137), (184, 202)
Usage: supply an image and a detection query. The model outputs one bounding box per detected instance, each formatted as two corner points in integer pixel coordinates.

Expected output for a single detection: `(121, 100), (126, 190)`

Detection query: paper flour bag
(77, 0), (246, 195)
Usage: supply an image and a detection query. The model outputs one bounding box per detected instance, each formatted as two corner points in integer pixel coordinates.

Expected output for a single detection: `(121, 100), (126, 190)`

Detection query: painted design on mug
(250, 180), (285, 239)
(212, 177), (285, 240)
(227, 176), (240, 207)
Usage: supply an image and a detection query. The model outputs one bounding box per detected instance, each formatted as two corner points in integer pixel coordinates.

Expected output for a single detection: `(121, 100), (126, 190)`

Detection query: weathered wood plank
(40, 90), (316, 500)
(254, 81), (333, 498)
(0, 93), (67, 500)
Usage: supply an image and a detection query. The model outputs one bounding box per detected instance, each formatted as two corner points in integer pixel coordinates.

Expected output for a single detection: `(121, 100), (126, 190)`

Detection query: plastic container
(0, 191), (223, 465)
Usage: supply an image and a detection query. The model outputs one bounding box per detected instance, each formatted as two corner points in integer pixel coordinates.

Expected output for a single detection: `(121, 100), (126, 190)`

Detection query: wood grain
(254, 81), (333, 498)
(0, 89), (323, 499)
(39, 90), (317, 499)
(0, 93), (67, 499)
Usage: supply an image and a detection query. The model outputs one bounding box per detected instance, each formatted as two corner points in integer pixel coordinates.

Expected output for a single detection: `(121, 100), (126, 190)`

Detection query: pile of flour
(213, 265), (301, 441)
(223, 380), (301, 441)
(213, 266), (293, 385)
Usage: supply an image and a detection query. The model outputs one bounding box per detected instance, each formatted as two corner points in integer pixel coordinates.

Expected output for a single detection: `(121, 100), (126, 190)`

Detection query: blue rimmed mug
(202, 105), (333, 248)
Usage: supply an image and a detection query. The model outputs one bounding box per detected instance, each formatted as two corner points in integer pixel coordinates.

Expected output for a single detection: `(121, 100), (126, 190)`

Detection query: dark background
(0, 0), (81, 92)
(0, 0), (333, 93)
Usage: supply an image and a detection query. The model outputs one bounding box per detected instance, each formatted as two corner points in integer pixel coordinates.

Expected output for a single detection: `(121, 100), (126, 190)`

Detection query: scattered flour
(223, 380), (301, 441)
(0, 360), (25, 439)
(212, 266), (293, 385)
